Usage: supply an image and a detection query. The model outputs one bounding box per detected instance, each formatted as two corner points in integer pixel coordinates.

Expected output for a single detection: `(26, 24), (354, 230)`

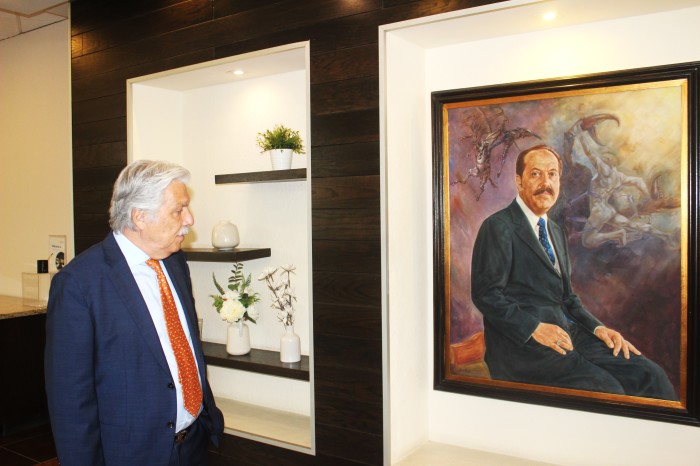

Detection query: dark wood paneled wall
(70, 1), (501, 464)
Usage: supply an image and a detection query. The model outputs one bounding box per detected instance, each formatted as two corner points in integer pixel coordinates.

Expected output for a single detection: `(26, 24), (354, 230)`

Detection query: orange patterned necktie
(146, 258), (202, 417)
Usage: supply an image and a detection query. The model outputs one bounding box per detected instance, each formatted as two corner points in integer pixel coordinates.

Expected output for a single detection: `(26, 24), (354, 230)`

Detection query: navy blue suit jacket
(45, 233), (224, 465)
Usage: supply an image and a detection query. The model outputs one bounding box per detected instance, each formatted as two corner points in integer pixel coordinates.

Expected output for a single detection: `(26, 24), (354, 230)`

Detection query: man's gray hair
(109, 160), (191, 232)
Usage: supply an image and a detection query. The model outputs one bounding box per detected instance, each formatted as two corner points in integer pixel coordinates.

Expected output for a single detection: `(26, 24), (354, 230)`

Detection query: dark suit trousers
(493, 323), (678, 401)
(169, 416), (208, 466)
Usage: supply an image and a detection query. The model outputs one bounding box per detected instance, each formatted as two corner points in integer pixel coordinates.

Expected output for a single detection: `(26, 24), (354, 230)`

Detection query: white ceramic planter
(269, 148), (293, 170)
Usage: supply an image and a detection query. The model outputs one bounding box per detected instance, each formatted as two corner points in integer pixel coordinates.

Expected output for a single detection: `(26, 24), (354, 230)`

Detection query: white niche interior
(127, 42), (314, 454)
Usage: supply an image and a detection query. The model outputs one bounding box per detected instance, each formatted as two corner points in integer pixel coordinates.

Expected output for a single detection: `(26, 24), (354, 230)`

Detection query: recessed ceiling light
(226, 69), (245, 76)
(543, 11), (557, 21)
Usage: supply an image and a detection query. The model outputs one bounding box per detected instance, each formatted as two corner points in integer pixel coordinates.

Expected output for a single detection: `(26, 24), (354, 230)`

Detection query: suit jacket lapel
(548, 219), (570, 280)
(102, 234), (172, 375)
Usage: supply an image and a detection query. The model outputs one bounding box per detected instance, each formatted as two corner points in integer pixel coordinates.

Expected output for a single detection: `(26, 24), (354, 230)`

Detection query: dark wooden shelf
(182, 247), (271, 262)
(202, 341), (309, 381)
(215, 168), (306, 184)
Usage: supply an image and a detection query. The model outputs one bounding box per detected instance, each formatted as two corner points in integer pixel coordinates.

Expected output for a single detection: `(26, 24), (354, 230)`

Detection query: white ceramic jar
(211, 220), (240, 250)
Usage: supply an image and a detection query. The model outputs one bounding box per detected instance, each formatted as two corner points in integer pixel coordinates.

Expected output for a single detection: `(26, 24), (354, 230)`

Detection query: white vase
(280, 324), (301, 363)
(211, 220), (240, 250)
(226, 321), (250, 356)
(269, 148), (293, 170)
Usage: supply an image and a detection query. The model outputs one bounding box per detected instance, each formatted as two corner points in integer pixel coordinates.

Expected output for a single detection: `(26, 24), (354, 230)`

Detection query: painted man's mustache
(534, 187), (555, 196)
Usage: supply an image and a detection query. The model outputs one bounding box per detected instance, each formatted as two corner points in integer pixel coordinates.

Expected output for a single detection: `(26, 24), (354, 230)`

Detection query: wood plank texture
(213, 0), (285, 20)
(311, 141), (380, 178)
(313, 271), (382, 309)
(73, 166), (125, 192)
(72, 118), (126, 147)
(315, 425), (383, 465)
(311, 77), (379, 115)
(311, 108), (379, 146)
(72, 93), (126, 125)
(315, 392), (383, 435)
(312, 175), (379, 209)
(72, 0), (213, 58)
(72, 49), (215, 102)
(311, 44), (379, 84)
(70, 1), (505, 464)
(70, 0), (186, 36)
(313, 333), (382, 372)
(314, 364), (382, 404)
(72, 189), (112, 216)
(74, 213), (111, 239)
(313, 302), (382, 340)
(312, 208), (380, 241)
(311, 239), (380, 273)
(72, 142), (126, 169)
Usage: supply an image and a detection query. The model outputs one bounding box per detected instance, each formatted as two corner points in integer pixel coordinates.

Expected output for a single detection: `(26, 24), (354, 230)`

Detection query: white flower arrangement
(258, 264), (297, 326)
(211, 263), (260, 324)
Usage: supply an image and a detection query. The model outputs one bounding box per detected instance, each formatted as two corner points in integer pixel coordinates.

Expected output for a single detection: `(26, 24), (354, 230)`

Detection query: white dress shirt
(114, 232), (200, 432)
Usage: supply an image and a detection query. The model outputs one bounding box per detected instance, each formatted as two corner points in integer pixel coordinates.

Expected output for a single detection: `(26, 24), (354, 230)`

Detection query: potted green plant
(256, 124), (305, 170)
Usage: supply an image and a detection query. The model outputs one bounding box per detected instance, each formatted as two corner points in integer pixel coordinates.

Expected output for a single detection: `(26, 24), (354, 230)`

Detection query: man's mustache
(178, 226), (190, 236)
(534, 187), (555, 196)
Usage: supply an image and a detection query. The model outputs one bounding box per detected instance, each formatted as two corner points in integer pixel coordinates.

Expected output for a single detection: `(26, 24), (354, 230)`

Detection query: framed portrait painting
(432, 62), (700, 425)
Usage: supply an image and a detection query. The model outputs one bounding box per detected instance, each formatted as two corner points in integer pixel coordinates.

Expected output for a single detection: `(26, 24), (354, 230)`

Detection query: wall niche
(127, 42), (314, 454)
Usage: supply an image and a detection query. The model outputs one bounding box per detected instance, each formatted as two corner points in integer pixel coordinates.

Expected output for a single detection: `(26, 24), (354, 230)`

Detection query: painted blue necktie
(537, 217), (556, 265)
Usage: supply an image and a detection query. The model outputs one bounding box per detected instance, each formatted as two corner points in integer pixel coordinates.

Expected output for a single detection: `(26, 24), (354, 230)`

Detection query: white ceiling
(0, 0), (69, 41)
(133, 46), (307, 91)
(388, 0), (700, 48)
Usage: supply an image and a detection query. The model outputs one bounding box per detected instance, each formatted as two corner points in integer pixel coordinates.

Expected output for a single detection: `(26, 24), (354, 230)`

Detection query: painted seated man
(471, 144), (677, 400)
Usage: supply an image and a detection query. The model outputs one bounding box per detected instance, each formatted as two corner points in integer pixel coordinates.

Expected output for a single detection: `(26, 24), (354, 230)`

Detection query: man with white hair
(45, 160), (224, 465)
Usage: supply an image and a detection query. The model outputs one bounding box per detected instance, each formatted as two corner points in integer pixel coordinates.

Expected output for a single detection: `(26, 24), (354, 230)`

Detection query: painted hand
(532, 322), (573, 355)
(594, 326), (642, 359)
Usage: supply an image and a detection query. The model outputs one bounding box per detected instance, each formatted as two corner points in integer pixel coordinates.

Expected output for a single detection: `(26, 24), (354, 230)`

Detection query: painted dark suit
(45, 234), (224, 465)
(471, 199), (677, 400)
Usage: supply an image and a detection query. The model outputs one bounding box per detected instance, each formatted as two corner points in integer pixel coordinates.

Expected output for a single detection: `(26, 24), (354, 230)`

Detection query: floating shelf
(182, 247), (271, 262)
(215, 168), (306, 184)
(202, 341), (309, 381)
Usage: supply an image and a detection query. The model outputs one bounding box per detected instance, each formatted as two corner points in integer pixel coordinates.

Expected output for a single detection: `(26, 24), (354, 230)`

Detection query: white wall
(384, 33), (431, 462)
(385, 4), (700, 466)
(131, 85), (184, 166)
(183, 70), (311, 416)
(0, 21), (73, 297)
